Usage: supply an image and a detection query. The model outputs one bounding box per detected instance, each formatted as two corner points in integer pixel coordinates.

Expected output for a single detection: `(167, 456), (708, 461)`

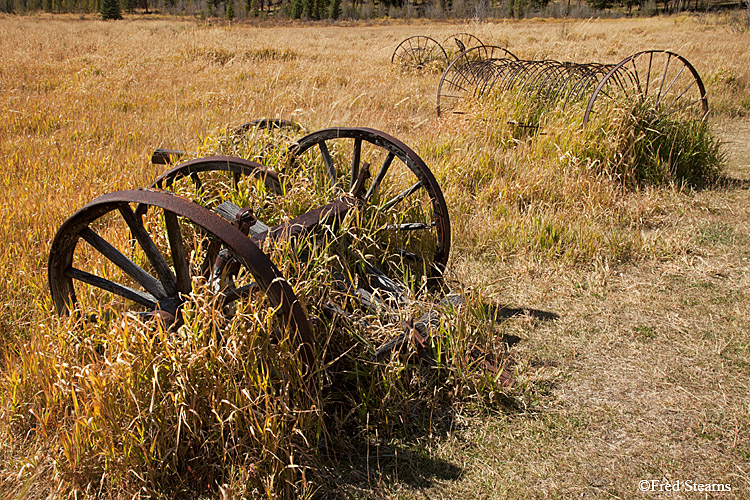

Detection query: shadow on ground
(313, 301), (559, 498)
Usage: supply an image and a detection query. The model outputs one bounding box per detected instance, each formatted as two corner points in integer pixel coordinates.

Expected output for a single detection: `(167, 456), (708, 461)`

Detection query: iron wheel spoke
(119, 204), (178, 296)
(79, 226), (167, 299)
(65, 266), (158, 309)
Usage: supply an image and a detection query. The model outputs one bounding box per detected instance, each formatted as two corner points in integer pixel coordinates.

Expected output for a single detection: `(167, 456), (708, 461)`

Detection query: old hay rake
(391, 33), (495, 70)
(48, 123), (512, 380)
(437, 48), (708, 125)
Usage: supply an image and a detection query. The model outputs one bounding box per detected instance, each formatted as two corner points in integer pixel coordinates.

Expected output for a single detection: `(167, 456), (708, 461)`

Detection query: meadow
(0, 12), (749, 498)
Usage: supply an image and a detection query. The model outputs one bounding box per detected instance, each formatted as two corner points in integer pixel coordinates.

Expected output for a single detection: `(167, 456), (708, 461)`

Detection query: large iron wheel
(287, 127), (451, 286)
(583, 50), (708, 125)
(48, 189), (313, 364)
(391, 35), (448, 70)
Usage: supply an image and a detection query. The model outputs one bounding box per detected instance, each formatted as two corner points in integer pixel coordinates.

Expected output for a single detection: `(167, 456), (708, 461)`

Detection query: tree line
(0, 0), (743, 21)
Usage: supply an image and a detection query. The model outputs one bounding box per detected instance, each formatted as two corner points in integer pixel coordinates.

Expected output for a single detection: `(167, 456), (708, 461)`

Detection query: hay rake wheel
(287, 127), (450, 285)
(583, 50), (708, 125)
(47, 189), (313, 362)
(391, 35), (448, 70)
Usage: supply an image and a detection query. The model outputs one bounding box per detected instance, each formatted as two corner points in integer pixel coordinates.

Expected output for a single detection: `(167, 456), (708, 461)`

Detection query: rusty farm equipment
(436, 49), (708, 125)
(48, 124), (511, 379)
(391, 33), (490, 70)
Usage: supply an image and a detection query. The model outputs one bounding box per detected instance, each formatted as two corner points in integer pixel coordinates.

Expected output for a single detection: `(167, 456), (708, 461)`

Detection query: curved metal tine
(536, 62), (569, 101)
(655, 63), (686, 109)
(574, 65), (604, 101)
(119, 204), (178, 296)
(503, 60), (532, 91)
(497, 60), (522, 91)
(526, 61), (561, 94)
(364, 151), (396, 202)
(473, 61), (499, 96)
(485, 60), (512, 95)
(79, 226), (168, 300)
(628, 56), (644, 100)
(566, 65), (598, 102)
(569, 64), (603, 100)
(464, 61), (488, 88)
(543, 64), (574, 103)
(506, 61), (533, 92)
(660, 77), (699, 118)
(525, 62), (560, 97)
(570, 68), (605, 103)
(163, 210), (192, 295)
(480, 62), (506, 97)
(65, 267), (158, 310)
(605, 65), (632, 96)
(551, 65), (586, 104)
(607, 66), (636, 101)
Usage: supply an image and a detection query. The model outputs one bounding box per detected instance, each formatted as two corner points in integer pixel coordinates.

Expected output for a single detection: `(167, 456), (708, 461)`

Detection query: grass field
(0, 12), (749, 499)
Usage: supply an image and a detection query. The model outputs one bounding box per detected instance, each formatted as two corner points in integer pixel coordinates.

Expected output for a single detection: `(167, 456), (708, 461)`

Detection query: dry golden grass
(0, 12), (749, 499)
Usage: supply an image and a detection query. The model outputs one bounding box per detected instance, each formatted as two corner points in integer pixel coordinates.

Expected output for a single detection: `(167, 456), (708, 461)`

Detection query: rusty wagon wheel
(436, 45), (519, 116)
(48, 189), (313, 365)
(287, 127), (451, 286)
(391, 35), (448, 70)
(443, 33), (484, 55)
(583, 50), (708, 126)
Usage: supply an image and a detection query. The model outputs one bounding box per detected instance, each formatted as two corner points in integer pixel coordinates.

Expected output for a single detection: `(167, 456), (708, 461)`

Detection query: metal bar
(65, 266), (158, 309)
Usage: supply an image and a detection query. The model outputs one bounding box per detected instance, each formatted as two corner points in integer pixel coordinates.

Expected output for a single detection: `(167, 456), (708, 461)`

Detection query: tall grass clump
(425, 90), (725, 265)
(590, 102), (724, 188)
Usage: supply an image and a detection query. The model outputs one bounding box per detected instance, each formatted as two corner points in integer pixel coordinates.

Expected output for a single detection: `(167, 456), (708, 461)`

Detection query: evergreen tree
(226, 0), (234, 18)
(291, 0), (302, 17)
(100, 0), (121, 19)
(328, 0), (340, 18)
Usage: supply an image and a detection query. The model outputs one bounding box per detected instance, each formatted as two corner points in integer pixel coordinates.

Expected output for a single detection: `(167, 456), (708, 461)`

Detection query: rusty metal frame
(437, 48), (708, 126)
